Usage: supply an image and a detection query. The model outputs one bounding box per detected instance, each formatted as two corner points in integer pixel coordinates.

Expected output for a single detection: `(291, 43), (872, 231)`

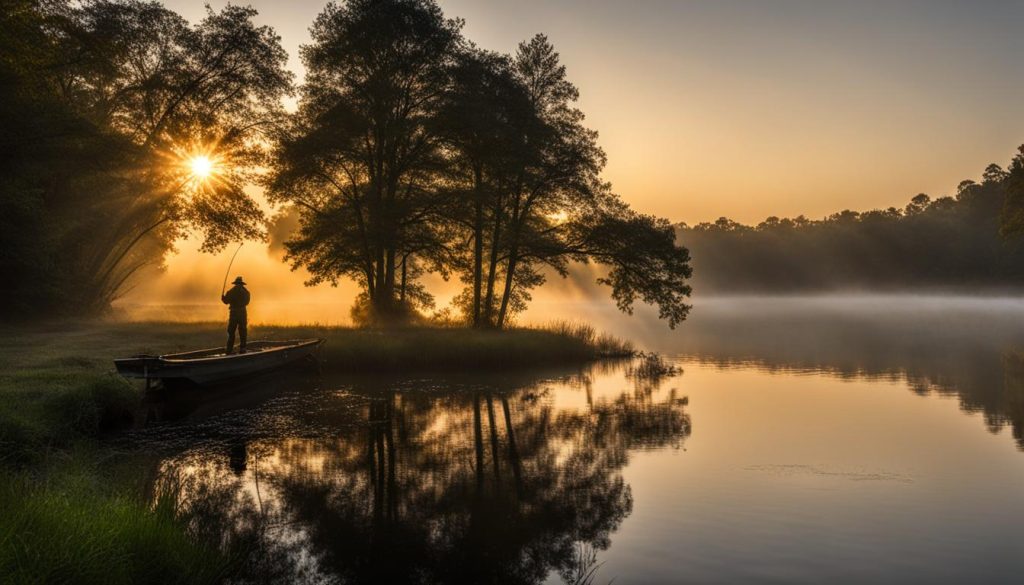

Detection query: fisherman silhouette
(222, 276), (251, 354)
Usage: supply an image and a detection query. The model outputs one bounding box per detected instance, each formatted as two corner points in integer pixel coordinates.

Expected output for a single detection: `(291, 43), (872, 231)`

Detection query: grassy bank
(0, 320), (630, 583)
(0, 321), (629, 457)
(0, 467), (233, 585)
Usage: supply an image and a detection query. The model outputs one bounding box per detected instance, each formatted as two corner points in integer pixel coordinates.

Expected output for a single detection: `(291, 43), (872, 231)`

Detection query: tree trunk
(496, 245), (518, 328)
(371, 248), (398, 319)
(482, 200), (503, 326)
(495, 195), (526, 329)
(472, 167), (484, 327)
(399, 255), (408, 304)
(385, 248), (396, 300)
(374, 248), (386, 303)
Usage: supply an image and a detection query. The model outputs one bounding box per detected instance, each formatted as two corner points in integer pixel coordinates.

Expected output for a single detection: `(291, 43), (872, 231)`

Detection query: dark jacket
(222, 285), (250, 315)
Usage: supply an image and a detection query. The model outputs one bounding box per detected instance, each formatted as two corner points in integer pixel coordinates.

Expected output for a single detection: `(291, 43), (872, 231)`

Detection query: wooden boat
(114, 339), (324, 386)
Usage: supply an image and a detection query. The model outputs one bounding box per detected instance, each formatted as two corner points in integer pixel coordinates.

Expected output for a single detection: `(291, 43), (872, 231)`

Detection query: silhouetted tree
(4, 0), (693, 325)
(266, 0), (463, 324)
(568, 203), (694, 328)
(268, 4), (692, 329)
(1000, 146), (1024, 241)
(441, 49), (536, 327)
(490, 35), (607, 328)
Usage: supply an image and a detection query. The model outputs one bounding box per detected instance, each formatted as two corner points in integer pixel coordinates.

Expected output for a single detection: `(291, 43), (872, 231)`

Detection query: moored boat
(114, 339), (324, 386)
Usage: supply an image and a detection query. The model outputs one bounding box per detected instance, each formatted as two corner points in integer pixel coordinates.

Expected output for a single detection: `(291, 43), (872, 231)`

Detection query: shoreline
(0, 321), (633, 583)
(1, 320), (633, 455)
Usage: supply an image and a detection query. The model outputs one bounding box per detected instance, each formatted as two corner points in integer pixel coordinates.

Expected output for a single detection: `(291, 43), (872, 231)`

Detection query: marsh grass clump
(628, 351), (682, 380)
(48, 374), (140, 437)
(0, 471), (232, 585)
(0, 413), (42, 467)
(561, 542), (611, 585)
(542, 321), (635, 358)
(314, 324), (632, 371)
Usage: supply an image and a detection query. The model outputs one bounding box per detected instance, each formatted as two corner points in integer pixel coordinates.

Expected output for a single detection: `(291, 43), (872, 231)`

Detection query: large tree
(445, 35), (692, 328)
(488, 35), (608, 328)
(440, 49), (537, 327)
(269, 2), (692, 328)
(267, 0), (463, 323)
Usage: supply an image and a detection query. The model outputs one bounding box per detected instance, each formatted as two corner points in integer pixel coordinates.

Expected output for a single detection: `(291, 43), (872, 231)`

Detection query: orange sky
(129, 1), (1024, 321)
(161, 0), (1024, 225)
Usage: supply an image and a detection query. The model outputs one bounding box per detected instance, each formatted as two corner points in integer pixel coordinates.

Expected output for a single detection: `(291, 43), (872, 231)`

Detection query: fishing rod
(221, 242), (244, 297)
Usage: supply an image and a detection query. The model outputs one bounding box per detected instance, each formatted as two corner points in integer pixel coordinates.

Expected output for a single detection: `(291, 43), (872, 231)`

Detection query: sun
(189, 155), (214, 180)
(167, 141), (229, 191)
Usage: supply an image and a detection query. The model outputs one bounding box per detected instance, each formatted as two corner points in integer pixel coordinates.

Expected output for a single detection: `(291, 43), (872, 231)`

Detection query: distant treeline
(679, 147), (1024, 293)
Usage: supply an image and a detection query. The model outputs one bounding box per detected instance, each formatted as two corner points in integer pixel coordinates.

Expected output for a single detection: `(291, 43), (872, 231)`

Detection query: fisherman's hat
(232, 276), (246, 285)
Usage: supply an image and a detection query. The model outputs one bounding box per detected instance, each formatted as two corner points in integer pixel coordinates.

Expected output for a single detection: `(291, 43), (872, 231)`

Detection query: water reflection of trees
(159, 366), (690, 584)
(668, 305), (1024, 448)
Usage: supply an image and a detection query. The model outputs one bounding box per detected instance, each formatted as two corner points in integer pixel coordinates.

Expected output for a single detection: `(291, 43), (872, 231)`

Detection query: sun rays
(166, 140), (232, 193)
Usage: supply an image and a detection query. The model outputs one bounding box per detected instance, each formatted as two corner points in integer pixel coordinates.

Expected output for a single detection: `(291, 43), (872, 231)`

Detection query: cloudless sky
(164, 0), (1024, 224)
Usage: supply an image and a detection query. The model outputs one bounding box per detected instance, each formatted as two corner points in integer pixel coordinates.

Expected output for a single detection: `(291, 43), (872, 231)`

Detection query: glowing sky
(163, 0), (1024, 224)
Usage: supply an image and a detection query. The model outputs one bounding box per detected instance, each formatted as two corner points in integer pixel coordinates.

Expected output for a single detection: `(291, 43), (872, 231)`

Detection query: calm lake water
(133, 297), (1024, 584)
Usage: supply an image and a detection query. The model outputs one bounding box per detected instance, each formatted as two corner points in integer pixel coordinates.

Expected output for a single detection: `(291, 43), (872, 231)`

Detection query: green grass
(0, 470), (232, 585)
(0, 319), (631, 584)
(310, 321), (633, 371)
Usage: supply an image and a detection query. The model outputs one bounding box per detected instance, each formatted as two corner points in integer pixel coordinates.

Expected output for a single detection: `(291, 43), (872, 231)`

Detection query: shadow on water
(139, 365), (323, 424)
(132, 361), (690, 584)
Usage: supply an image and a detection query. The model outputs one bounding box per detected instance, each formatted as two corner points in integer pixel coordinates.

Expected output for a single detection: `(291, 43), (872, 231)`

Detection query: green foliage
(0, 372), (138, 467)
(48, 374), (139, 437)
(0, 328), (145, 466)
(0, 472), (230, 585)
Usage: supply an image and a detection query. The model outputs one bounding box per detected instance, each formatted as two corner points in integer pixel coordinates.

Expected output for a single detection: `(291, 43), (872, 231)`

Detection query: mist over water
(524, 293), (1024, 450)
(115, 241), (616, 325)
(119, 232), (1024, 337)
(116, 238), (360, 324)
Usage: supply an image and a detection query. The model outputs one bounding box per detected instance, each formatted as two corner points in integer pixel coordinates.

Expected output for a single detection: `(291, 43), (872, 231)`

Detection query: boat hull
(114, 339), (323, 385)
